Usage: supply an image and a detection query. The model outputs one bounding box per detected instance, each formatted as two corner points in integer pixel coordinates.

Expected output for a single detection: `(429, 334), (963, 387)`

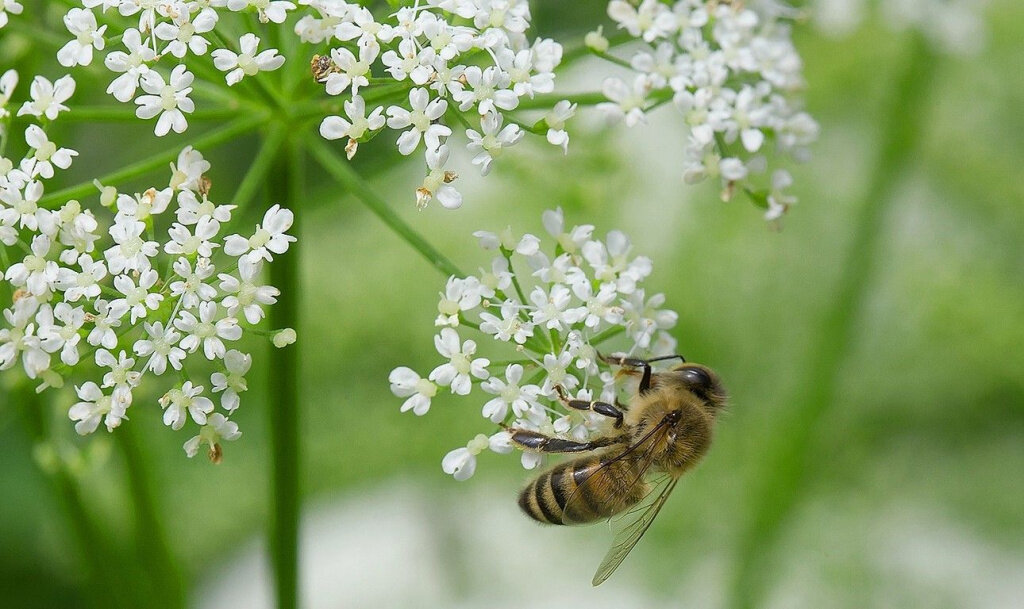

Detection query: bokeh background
(1, 1), (1021, 608)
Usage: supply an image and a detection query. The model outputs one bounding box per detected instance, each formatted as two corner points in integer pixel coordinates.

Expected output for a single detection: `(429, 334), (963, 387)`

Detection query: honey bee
(507, 353), (726, 585)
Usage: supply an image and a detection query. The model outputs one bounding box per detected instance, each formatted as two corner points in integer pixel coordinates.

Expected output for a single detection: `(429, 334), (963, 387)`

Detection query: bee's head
(671, 363), (727, 411)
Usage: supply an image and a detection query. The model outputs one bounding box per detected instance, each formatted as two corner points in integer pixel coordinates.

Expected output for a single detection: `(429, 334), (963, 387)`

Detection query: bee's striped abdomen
(519, 457), (610, 525)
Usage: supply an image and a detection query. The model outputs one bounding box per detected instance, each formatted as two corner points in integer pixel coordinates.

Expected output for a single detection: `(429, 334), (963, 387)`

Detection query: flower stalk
(727, 33), (939, 609)
(268, 136), (301, 609)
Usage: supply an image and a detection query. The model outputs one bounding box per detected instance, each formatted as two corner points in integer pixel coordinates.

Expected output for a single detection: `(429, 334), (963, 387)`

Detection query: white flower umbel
(389, 208), (682, 480)
(305, 0), (568, 208)
(593, 0), (819, 219)
(0, 130), (292, 460)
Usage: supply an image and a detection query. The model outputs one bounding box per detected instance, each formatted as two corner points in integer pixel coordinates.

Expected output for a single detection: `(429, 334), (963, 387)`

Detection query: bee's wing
(561, 415), (674, 526)
(591, 474), (680, 586)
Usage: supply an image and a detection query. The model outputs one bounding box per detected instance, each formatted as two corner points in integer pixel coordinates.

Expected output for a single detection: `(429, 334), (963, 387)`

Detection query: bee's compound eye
(680, 367), (712, 390)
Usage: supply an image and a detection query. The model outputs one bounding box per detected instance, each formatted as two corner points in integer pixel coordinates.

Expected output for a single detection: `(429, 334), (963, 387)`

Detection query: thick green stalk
(114, 426), (184, 609)
(268, 136), (302, 609)
(727, 35), (938, 609)
(231, 123), (288, 209)
(306, 139), (463, 278)
(18, 389), (133, 609)
(38, 116), (267, 208)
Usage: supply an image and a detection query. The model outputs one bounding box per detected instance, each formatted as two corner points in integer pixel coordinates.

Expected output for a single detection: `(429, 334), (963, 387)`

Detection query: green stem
(514, 92), (607, 111)
(268, 136), (301, 609)
(18, 389), (133, 609)
(114, 426), (185, 609)
(727, 34), (938, 609)
(61, 106), (245, 122)
(306, 138), (463, 278)
(231, 123), (288, 208)
(38, 116), (267, 208)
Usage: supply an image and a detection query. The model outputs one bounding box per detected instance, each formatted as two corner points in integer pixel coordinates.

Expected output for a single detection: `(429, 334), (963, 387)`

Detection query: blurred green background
(1, 1), (1022, 607)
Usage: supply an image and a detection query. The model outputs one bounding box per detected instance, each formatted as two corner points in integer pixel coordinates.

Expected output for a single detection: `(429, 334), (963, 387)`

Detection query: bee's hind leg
(505, 428), (625, 453)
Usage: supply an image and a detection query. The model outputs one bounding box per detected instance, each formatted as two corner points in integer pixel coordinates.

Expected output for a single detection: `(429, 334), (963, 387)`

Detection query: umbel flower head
(593, 0), (819, 220)
(0, 71), (296, 461)
(389, 208), (680, 480)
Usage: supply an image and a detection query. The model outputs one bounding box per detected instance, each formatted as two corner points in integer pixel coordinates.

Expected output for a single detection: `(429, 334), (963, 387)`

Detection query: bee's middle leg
(554, 385), (624, 427)
(506, 428), (625, 453)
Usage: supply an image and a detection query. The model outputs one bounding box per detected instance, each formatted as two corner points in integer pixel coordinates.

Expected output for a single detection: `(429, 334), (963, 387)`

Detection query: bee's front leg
(505, 428), (626, 454)
(600, 353), (687, 395)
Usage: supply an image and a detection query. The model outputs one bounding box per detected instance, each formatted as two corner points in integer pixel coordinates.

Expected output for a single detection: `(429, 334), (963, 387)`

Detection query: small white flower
(37, 302), (87, 366)
(23, 125), (77, 179)
(210, 349), (251, 412)
(4, 233), (58, 296)
(481, 364), (542, 423)
(218, 259), (279, 324)
(529, 284), (587, 332)
(428, 328), (490, 395)
(385, 88), (451, 156)
(154, 8), (217, 59)
(169, 146), (212, 194)
(96, 348), (141, 403)
(596, 75), (651, 127)
(434, 275), (483, 328)
(381, 37), (436, 85)
(170, 257), (218, 309)
(389, 366), (438, 416)
(416, 144), (461, 210)
(104, 28), (156, 102)
(223, 204), (295, 272)
(319, 96), (385, 159)
(17, 75), (75, 120)
(479, 301), (533, 344)
(452, 65), (519, 115)
(57, 8), (107, 67)
(607, 0), (677, 42)
(544, 100), (577, 153)
(135, 65), (195, 136)
(164, 216), (221, 257)
(111, 268), (163, 324)
(114, 188), (172, 223)
(183, 413), (241, 461)
(69, 382), (125, 434)
(0, 180), (43, 231)
(323, 43), (378, 97)
(53, 253), (106, 302)
(174, 301), (241, 361)
(466, 111), (523, 176)
(87, 299), (128, 350)
(160, 381), (214, 431)
(104, 218), (158, 275)
(212, 33), (285, 86)
(226, 0), (295, 24)
(133, 320), (185, 375)
(542, 207), (594, 254)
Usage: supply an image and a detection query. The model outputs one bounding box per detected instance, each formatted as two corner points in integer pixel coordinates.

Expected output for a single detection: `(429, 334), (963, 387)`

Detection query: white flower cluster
(813, 0), (989, 56)
(308, 0), (570, 210)
(52, 1), (292, 135)
(594, 0), (819, 220)
(388, 208), (679, 480)
(0, 71), (296, 461)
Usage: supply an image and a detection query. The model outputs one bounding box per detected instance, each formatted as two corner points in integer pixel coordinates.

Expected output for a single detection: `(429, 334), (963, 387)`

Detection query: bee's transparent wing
(591, 474), (680, 586)
(561, 416), (673, 526)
